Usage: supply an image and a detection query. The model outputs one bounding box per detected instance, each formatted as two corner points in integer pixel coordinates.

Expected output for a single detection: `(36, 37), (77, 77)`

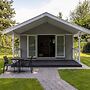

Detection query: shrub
(82, 42), (90, 53)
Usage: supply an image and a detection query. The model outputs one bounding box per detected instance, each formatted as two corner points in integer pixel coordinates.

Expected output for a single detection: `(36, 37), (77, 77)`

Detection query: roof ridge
(2, 12), (90, 34)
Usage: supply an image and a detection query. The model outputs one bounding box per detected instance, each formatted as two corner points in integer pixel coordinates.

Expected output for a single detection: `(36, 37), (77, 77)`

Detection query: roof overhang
(2, 12), (90, 35)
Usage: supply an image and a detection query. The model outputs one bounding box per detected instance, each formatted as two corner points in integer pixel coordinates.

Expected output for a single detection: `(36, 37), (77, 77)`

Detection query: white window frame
(27, 35), (37, 58)
(55, 35), (65, 58)
(27, 34), (65, 58)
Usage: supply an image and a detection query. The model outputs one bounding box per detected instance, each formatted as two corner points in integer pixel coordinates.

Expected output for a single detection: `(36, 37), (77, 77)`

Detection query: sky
(13, 0), (84, 23)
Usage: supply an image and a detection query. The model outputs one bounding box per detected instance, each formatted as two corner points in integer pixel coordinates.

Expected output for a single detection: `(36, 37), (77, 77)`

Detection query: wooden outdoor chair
(3, 56), (12, 73)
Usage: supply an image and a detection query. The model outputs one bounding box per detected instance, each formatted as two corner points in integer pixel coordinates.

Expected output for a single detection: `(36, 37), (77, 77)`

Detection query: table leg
(18, 60), (21, 72)
(31, 67), (33, 73)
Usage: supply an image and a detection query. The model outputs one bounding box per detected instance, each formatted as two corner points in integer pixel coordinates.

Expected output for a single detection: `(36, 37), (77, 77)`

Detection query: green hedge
(0, 47), (12, 55)
(82, 42), (90, 53)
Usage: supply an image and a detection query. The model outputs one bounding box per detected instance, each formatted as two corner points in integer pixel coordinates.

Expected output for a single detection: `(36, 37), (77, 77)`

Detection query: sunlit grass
(0, 59), (3, 74)
(59, 69), (90, 90)
(0, 78), (43, 90)
(80, 53), (90, 57)
(0, 55), (12, 59)
(80, 53), (90, 66)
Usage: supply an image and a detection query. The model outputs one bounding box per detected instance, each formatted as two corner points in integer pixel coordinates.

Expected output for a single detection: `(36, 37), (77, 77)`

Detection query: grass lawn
(59, 69), (90, 90)
(0, 78), (43, 90)
(0, 56), (43, 90)
(0, 58), (3, 74)
(81, 53), (90, 66)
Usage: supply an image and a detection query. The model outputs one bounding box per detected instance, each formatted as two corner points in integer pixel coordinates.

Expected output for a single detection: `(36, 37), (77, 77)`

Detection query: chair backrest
(3, 56), (9, 64)
(27, 56), (33, 60)
(30, 56), (33, 60)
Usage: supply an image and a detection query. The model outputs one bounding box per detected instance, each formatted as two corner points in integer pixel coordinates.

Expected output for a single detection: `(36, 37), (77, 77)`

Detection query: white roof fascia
(3, 12), (48, 34)
(46, 13), (90, 34)
(3, 12), (90, 34)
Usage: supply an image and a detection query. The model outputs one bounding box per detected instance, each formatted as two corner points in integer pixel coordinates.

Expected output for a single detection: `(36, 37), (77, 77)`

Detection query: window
(56, 35), (65, 57)
(28, 36), (36, 57)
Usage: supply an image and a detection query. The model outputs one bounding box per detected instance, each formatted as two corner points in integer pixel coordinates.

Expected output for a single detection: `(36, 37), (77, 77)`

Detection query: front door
(38, 35), (55, 57)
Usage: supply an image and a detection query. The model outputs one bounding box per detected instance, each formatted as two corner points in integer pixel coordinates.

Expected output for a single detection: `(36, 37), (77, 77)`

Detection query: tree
(58, 12), (63, 19)
(0, 0), (16, 47)
(70, 0), (90, 29)
(0, 0), (15, 30)
(58, 12), (69, 21)
(70, 0), (90, 42)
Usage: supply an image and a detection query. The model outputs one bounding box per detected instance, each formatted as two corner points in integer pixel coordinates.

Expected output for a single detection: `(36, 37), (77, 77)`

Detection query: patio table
(11, 58), (24, 72)
(11, 58), (33, 73)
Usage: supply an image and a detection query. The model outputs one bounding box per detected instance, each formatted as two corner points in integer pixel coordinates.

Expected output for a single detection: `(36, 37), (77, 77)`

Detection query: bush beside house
(82, 42), (90, 53)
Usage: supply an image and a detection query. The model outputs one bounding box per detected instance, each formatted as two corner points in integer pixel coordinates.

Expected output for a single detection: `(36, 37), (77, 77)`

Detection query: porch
(11, 33), (82, 67)
(28, 59), (82, 67)
(11, 58), (82, 69)
(3, 12), (90, 68)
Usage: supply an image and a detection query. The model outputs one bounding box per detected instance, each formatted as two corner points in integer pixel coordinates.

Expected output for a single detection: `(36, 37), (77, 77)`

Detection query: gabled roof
(3, 12), (90, 34)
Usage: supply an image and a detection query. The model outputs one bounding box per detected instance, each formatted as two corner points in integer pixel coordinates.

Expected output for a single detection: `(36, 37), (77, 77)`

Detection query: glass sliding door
(56, 35), (65, 57)
(28, 36), (37, 57)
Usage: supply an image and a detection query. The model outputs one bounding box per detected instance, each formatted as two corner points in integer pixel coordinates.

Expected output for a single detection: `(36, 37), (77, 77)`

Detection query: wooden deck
(11, 59), (82, 72)
(11, 58), (82, 68)
(30, 59), (82, 67)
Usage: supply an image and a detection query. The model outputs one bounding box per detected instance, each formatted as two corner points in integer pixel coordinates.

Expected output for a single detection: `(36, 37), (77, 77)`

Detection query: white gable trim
(2, 12), (90, 34)
(3, 13), (47, 34)
(47, 13), (90, 34)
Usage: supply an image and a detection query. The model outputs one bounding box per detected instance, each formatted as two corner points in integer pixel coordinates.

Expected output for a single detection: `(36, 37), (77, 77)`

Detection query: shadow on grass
(81, 56), (90, 67)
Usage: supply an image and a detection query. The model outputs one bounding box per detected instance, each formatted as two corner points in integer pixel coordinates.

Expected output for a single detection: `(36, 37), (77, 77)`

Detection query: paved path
(0, 68), (77, 90)
(36, 68), (77, 90)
